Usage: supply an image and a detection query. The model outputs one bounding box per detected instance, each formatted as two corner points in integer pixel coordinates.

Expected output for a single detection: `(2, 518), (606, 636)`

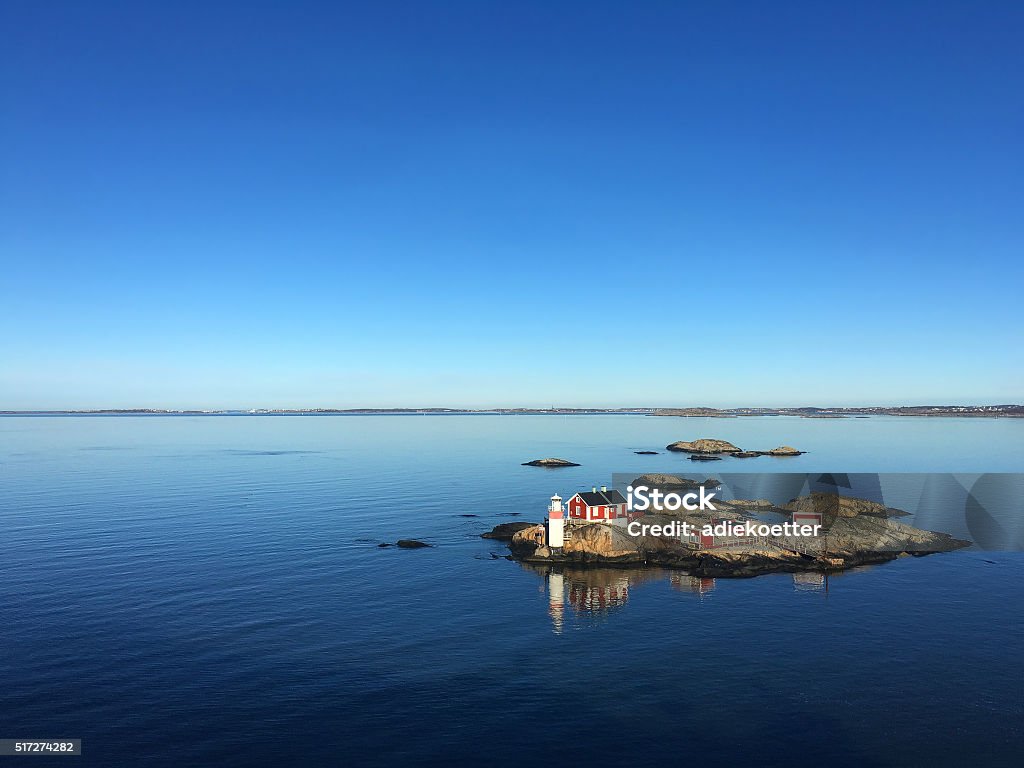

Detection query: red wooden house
(566, 486), (635, 526)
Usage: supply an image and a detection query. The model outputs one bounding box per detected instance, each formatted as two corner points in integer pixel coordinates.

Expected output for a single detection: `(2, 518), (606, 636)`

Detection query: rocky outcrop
(684, 548), (812, 577)
(509, 524), (548, 558)
(562, 524), (641, 561)
(665, 439), (741, 454)
(631, 473), (719, 490)
(481, 521), (540, 540)
(820, 516), (965, 558)
(720, 498), (775, 510)
(662, 440), (805, 457)
(522, 458), (580, 467)
(782, 493), (910, 520)
(511, 523), (646, 563)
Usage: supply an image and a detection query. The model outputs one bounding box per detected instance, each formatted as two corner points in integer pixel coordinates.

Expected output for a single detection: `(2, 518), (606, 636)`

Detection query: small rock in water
(689, 454), (722, 461)
(396, 539), (431, 549)
(377, 542), (392, 548)
(767, 446), (803, 456)
(635, 450), (659, 455)
(522, 457), (580, 467)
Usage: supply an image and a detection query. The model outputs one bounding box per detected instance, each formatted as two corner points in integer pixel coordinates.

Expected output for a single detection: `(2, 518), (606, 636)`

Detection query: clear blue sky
(1, 1), (1021, 409)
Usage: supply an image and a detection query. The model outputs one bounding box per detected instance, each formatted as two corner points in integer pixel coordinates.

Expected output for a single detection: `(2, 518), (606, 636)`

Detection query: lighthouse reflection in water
(546, 567), (640, 633)
(528, 565), (830, 633)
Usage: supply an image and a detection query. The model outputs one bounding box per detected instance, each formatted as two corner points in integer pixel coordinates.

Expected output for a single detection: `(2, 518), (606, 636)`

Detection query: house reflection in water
(669, 573), (717, 597)
(566, 570), (632, 617)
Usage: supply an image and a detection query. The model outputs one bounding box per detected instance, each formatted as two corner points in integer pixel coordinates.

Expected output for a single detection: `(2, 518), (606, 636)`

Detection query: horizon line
(2, 404), (1022, 415)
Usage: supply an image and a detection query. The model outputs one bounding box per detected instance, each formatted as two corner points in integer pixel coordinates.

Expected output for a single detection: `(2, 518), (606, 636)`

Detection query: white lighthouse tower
(547, 494), (564, 549)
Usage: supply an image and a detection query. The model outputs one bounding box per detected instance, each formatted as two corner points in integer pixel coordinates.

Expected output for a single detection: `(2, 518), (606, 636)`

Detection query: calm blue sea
(1, 415), (1022, 767)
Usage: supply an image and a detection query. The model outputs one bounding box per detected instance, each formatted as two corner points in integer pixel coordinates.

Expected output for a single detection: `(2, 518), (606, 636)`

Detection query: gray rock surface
(522, 458), (580, 467)
(481, 521), (540, 540)
(665, 438), (742, 454)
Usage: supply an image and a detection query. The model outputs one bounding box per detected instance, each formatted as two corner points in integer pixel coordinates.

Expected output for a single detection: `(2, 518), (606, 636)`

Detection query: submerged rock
(732, 451), (764, 458)
(689, 454), (722, 461)
(634, 450), (659, 455)
(396, 539), (431, 549)
(522, 458), (580, 467)
(666, 438), (742, 454)
(481, 521), (540, 540)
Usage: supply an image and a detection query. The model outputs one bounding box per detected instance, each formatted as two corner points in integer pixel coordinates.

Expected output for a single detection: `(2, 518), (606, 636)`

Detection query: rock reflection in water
(792, 571), (826, 592)
(522, 563), (881, 631)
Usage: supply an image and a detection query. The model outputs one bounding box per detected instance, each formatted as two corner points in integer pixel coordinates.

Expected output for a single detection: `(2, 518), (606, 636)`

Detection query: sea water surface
(1, 415), (1022, 767)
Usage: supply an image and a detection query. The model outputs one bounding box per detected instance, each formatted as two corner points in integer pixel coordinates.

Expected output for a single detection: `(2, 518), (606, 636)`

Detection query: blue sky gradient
(2, 1), (1022, 408)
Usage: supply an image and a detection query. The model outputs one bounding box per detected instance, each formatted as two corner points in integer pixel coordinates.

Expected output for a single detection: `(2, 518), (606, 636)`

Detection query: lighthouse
(547, 494), (564, 548)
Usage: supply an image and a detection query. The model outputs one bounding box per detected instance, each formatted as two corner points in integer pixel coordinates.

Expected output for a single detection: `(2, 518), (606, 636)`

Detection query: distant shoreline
(1, 406), (1021, 418)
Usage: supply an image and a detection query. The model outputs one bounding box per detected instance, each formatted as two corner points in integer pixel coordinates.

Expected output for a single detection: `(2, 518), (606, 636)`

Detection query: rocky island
(522, 458), (581, 467)
(665, 438), (805, 457)
(666, 438), (742, 453)
(489, 479), (970, 578)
